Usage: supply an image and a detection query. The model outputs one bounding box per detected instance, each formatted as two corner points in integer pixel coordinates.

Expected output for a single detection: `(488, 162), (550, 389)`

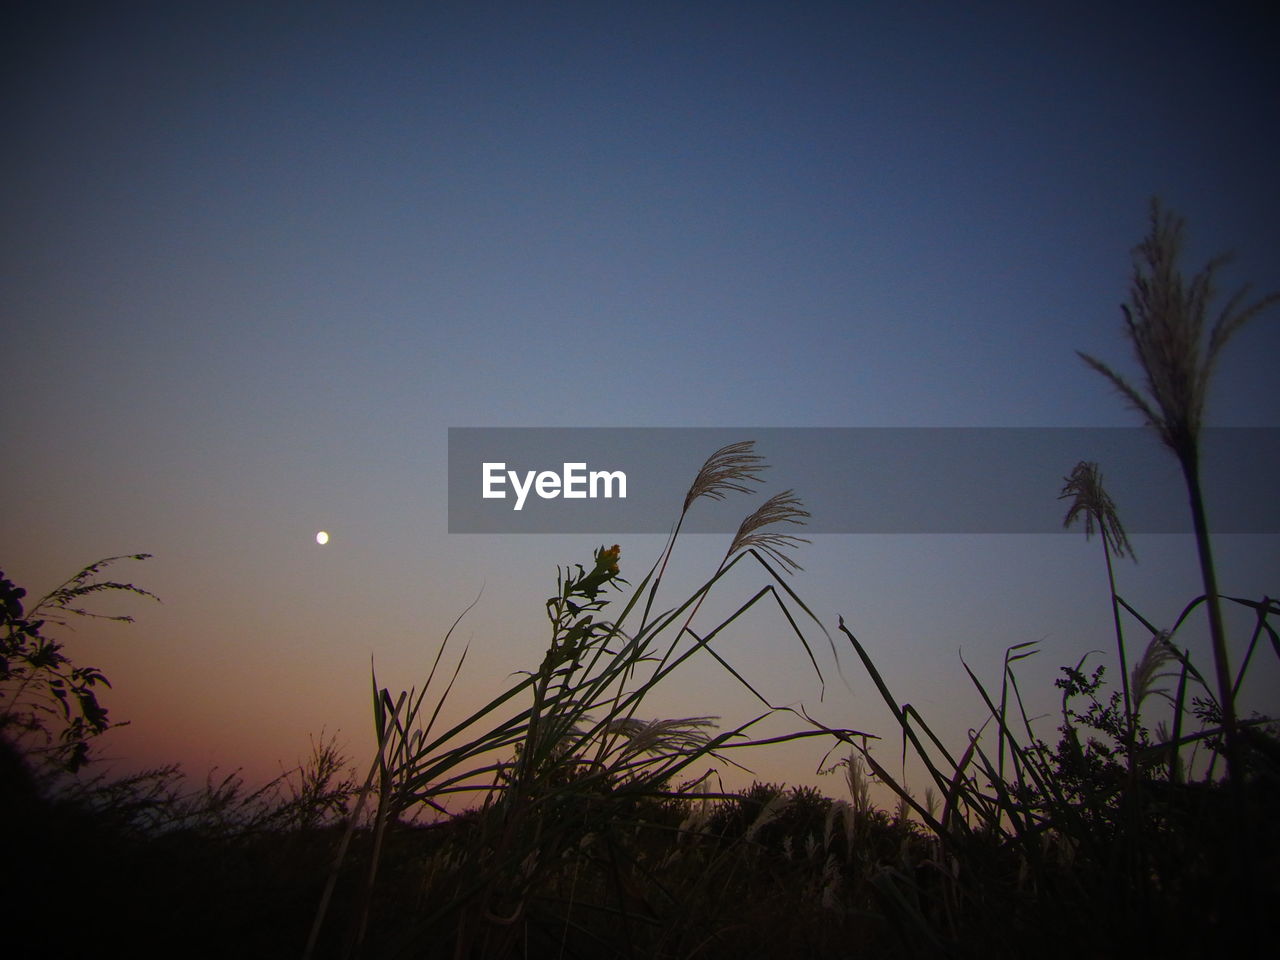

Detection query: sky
(4, 1), (1278, 806)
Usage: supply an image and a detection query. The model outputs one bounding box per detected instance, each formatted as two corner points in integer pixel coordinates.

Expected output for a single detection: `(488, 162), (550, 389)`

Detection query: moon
(315, 531), (330, 545)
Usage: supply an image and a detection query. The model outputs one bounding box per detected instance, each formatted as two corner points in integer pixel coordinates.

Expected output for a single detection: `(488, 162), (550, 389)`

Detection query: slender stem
(1169, 655), (1188, 785)
(1101, 537), (1134, 765)
(1180, 453), (1240, 787)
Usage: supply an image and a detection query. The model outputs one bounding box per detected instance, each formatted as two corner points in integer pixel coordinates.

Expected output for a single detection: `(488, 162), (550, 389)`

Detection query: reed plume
(1060, 461), (1136, 755)
(1078, 198), (1279, 788)
(727, 490), (811, 574)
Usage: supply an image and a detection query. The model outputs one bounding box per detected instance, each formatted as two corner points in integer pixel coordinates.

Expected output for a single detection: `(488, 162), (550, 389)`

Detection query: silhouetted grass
(7, 198), (1280, 955)
(8, 436), (1280, 960)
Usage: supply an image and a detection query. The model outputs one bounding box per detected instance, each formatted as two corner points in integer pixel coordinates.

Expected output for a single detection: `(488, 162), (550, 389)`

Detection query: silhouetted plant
(307, 441), (870, 960)
(1078, 199), (1279, 787)
(0, 555), (156, 773)
(1045, 660), (1142, 817)
(1060, 461), (1138, 763)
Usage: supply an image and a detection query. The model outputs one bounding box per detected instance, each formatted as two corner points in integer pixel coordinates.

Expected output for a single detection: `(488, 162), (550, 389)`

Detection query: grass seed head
(683, 440), (768, 513)
(728, 490), (811, 573)
(1079, 198), (1279, 465)
(1059, 460), (1135, 561)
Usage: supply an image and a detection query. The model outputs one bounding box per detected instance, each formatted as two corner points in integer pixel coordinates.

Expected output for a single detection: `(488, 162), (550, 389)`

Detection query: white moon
(316, 531), (330, 545)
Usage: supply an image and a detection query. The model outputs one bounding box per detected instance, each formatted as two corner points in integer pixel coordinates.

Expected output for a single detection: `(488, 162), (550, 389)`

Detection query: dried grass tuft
(728, 490), (811, 574)
(1059, 460), (1134, 560)
(683, 440), (767, 513)
(1130, 631), (1180, 714)
(1078, 198), (1279, 464)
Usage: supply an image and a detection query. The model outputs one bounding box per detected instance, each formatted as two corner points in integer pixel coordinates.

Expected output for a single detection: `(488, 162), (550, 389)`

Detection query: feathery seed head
(683, 440), (767, 513)
(728, 489), (811, 574)
(1059, 460), (1135, 561)
(1080, 198), (1279, 463)
(1130, 631), (1180, 713)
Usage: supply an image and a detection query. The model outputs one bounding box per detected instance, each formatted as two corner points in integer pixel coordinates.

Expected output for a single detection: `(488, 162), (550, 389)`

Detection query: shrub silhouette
(1, 555), (155, 774)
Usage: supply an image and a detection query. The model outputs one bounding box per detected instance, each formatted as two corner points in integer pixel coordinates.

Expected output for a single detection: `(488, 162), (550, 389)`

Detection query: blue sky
(3, 1), (1277, 798)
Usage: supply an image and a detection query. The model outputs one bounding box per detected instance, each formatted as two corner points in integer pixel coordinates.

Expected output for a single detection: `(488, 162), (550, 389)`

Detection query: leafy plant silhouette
(0, 555), (156, 773)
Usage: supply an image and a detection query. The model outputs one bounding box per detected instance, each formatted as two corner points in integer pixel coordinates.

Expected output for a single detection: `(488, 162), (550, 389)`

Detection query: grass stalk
(1079, 199), (1278, 789)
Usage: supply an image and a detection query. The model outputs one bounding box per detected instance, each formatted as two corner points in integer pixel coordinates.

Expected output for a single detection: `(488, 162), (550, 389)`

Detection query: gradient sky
(4, 1), (1278, 803)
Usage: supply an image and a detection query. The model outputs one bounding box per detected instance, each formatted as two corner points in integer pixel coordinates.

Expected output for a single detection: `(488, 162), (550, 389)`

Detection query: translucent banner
(447, 427), (1278, 534)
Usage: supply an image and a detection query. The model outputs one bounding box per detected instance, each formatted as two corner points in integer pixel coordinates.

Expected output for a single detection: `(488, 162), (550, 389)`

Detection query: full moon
(315, 531), (329, 545)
